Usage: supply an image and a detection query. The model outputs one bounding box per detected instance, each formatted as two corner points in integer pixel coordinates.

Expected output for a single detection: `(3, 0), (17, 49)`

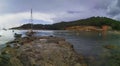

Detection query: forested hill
(11, 17), (120, 30)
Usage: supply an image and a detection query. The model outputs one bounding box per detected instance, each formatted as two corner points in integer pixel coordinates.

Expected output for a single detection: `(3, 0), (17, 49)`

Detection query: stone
(0, 36), (86, 66)
(75, 63), (82, 66)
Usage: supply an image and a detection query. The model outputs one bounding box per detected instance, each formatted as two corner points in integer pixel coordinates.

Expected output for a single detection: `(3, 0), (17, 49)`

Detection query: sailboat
(26, 9), (35, 36)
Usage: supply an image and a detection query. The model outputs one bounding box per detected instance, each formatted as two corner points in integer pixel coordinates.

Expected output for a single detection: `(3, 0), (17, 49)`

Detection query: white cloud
(0, 12), (56, 28)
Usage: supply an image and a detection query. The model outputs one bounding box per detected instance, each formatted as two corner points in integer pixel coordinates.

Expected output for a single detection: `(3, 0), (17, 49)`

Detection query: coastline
(0, 33), (86, 66)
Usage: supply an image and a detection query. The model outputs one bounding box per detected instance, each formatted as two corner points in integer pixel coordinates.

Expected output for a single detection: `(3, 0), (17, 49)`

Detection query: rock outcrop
(0, 36), (86, 66)
(66, 26), (102, 31)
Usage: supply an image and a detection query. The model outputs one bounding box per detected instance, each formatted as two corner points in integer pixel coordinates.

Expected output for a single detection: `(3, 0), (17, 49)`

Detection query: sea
(0, 30), (120, 66)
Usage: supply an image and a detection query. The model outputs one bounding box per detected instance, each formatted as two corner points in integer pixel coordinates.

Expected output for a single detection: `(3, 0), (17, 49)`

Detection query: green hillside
(11, 17), (120, 30)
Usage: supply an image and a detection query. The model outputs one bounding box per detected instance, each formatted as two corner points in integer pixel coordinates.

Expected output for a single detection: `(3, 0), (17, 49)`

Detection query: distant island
(11, 17), (120, 31)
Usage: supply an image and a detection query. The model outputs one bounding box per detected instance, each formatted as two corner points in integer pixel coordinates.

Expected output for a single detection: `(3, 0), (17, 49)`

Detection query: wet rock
(75, 63), (82, 66)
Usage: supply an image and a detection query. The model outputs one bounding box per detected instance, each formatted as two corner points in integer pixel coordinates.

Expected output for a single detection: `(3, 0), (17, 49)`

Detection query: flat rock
(1, 36), (86, 66)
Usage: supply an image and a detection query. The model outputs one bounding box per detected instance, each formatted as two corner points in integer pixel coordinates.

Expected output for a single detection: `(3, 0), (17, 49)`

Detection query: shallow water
(0, 30), (120, 54)
(0, 30), (120, 66)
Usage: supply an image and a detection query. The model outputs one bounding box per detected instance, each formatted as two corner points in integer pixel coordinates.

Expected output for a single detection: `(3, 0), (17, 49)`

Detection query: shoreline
(0, 33), (87, 66)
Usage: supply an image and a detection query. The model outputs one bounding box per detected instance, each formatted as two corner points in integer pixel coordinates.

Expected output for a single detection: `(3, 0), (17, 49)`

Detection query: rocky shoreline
(0, 34), (87, 66)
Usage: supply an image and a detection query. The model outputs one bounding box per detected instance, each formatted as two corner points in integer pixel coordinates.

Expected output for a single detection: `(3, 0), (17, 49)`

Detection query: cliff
(65, 26), (102, 31)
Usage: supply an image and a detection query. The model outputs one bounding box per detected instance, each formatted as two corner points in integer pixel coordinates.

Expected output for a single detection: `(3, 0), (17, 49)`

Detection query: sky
(0, 0), (120, 28)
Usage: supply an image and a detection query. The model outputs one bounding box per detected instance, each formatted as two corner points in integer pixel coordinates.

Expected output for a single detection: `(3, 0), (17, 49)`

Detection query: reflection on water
(0, 30), (14, 45)
(0, 30), (120, 54)
(0, 30), (26, 45)
(0, 30), (120, 66)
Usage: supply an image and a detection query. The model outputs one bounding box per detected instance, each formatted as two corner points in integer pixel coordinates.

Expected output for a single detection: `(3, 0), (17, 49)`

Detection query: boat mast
(26, 9), (34, 36)
(30, 9), (33, 30)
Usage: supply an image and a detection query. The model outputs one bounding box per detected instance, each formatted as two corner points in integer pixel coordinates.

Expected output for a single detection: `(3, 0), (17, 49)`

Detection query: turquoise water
(0, 30), (120, 66)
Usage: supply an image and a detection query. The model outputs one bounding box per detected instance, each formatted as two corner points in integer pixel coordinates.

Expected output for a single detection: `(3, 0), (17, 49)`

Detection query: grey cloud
(53, 9), (108, 23)
(0, 0), (88, 14)
(67, 11), (82, 14)
(116, 0), (120, 7)
(107, 0), (120, 16)
(93, 0), (111, 9)
(0, 0), (111, 14)
(107, 9), (120, 16)
(0, 0), (118, 27)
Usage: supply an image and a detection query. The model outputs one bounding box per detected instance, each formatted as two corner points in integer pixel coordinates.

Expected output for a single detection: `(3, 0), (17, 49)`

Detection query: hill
(11, 17), (120, 30)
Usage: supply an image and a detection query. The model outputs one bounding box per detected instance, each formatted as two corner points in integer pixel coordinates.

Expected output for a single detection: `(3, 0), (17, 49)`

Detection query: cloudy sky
(0, 0), (119, 28)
